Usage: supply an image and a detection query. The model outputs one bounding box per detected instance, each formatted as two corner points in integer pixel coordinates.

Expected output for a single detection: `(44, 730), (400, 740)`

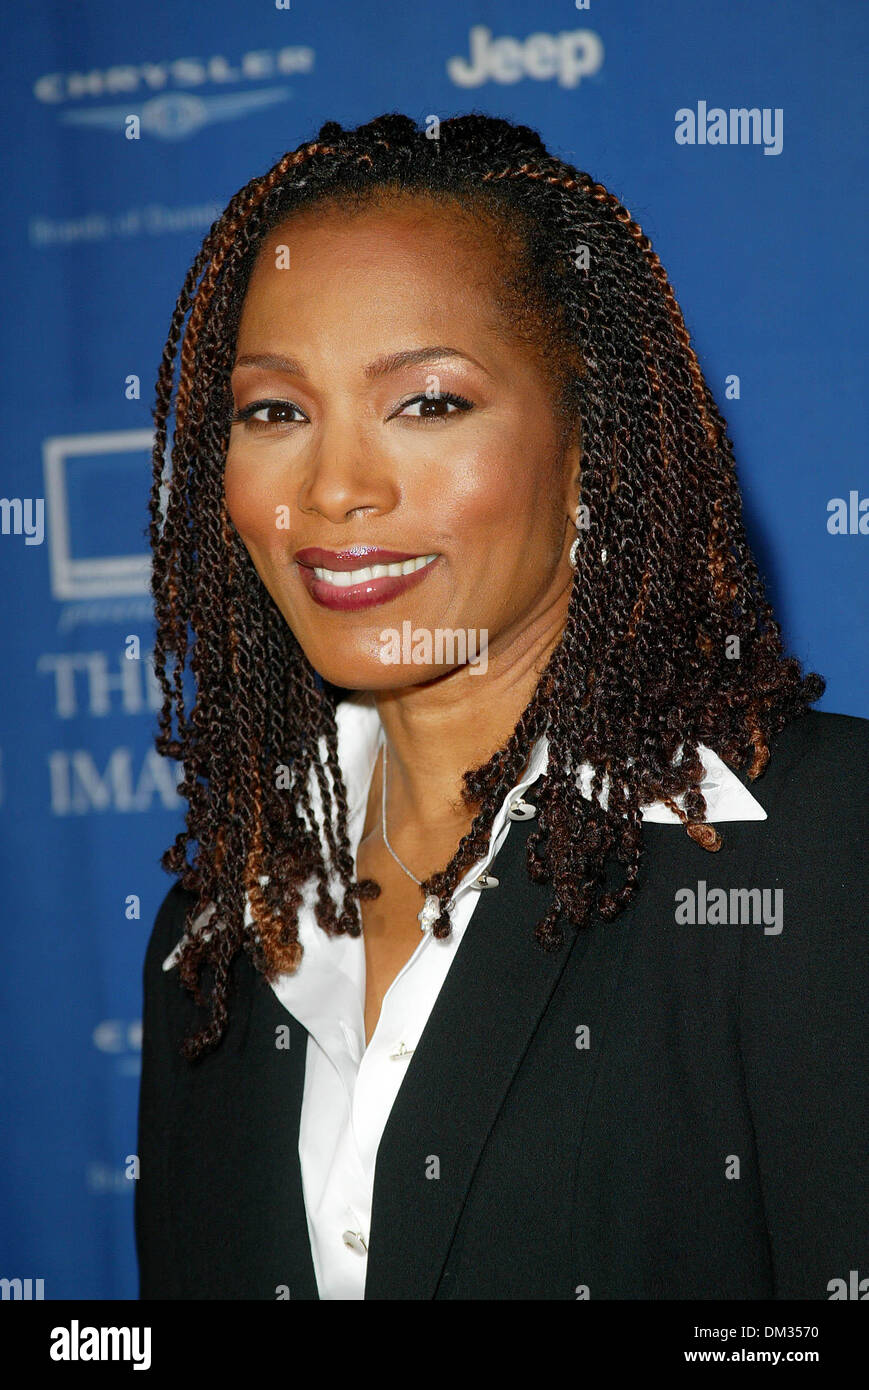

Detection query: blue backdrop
(1, 0), (866, 1300)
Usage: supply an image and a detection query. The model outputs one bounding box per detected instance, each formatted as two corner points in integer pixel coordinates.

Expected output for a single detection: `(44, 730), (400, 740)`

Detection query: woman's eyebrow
(363, 345), (493, 380)
(231, 345), (493, 380)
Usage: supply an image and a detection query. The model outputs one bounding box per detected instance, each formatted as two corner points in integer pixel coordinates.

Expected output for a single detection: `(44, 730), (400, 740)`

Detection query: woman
(136, 112), (867, 1300)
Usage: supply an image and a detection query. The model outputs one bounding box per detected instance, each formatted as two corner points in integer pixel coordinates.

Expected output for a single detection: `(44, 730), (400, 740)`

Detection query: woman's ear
(560, 429), (582, 520)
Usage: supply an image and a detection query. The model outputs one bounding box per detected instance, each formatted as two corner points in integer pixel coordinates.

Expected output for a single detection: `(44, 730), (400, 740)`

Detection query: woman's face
(225, 196), (580, 689)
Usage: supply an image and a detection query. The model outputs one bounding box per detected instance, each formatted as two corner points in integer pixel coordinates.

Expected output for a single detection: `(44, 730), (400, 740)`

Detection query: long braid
(149, 113), (824, 1057)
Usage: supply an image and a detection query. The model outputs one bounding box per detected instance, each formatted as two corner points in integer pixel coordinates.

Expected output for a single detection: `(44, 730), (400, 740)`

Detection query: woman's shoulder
(733, 709), (867, 976)
(766, 706), (868, 763)
(144, 879), (199, 980)
(742, 708), (868, 825)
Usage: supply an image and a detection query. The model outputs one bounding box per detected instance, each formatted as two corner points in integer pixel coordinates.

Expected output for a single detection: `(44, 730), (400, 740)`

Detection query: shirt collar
(163, 695), (765, 972)
(332, 694), (767, 827)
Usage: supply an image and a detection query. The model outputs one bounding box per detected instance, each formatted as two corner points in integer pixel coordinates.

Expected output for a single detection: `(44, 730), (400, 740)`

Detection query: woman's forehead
(252, 193), (510, 283)
(238, 209), (543, 363)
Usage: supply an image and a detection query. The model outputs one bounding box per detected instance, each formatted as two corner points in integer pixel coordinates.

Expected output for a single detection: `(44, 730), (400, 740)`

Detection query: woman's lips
(294, 549), (441, 611)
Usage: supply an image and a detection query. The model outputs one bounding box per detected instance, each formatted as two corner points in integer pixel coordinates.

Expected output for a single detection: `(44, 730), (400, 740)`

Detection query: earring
(569, 504), (583, 569)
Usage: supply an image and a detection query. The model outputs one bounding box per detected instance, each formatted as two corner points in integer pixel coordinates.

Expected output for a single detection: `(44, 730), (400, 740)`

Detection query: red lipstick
(294, 546), (440, 612)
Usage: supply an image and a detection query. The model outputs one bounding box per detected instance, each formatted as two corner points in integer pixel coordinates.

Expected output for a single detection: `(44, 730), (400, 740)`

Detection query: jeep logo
(447, 25), (604, 90)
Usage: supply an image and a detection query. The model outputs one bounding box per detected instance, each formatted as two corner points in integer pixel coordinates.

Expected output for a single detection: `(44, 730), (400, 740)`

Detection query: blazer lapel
(364, 794), (614, 1299)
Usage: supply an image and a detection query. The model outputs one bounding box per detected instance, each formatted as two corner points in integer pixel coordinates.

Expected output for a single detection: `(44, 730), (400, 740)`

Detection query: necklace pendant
(418, 894), (441, 931)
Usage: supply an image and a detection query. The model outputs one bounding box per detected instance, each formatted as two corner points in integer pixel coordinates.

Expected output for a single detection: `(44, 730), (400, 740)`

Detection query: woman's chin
(309, 652), (459, 693)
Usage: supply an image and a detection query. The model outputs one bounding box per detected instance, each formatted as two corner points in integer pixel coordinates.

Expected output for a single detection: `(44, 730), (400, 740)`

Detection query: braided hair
(149, 112), (823, 1059)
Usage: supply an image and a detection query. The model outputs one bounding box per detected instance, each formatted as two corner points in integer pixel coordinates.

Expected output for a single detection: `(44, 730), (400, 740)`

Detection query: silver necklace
(380, 740), (442, 930)
(380, 739), (421, 884)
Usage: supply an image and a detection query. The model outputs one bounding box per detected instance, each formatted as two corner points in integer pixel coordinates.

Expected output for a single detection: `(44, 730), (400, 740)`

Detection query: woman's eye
(396, 392), (473, 422)
(231, 400), (305, 430)
(231, 392), (474, 431)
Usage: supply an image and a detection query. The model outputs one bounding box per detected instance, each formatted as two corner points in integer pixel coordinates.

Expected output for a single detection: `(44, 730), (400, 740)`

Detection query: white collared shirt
(164, 696), (766, 1299)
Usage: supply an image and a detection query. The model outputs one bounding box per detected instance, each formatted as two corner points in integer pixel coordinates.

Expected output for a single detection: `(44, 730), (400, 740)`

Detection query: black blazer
(135, 710), (868, 1299)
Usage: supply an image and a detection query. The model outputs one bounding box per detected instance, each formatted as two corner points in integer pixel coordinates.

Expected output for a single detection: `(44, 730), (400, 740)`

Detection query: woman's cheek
(430, 446), (512, 525)
(224, 460), (281, 550)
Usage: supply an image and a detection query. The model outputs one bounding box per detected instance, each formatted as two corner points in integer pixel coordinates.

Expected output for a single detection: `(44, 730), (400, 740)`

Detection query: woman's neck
(370, 590), (567, 831)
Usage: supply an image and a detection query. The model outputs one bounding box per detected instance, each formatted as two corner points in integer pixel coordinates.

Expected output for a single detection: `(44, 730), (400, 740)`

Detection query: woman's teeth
(311, 553), (438, 586)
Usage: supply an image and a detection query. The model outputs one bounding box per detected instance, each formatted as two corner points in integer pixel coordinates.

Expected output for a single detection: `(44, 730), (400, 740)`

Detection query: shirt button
(342, 1230), (368, 1254)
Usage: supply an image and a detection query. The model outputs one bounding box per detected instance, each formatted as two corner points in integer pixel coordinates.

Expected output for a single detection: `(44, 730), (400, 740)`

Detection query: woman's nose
(295, 420), (399, 524)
